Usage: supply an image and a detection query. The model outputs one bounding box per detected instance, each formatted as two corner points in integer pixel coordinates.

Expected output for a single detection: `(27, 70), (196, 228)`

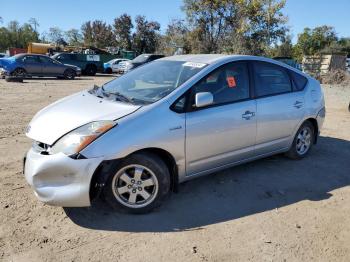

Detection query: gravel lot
(0, 76), (349, 262)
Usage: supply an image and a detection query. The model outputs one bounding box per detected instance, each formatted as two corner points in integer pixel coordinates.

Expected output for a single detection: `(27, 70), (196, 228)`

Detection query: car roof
(160, 54), (233, 64)
(160, 54), (310, 78)
(14, 53), (50, 57)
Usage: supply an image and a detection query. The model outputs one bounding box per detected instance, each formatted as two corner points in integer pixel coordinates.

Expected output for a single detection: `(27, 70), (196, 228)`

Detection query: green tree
(48, 26), (64, 43)
(81, 20), (115, 48)
(296, 25), (338, 56)
(65, 29), (83, 46)
(0, 20), (39, 50)
(183, 0), (230, 53)
(268, 35), (294, 57)
(183, 0), (288, 55)
(160, 19), (191, 55)
(132, 15), (160, 54)
(241, 0), (288, 55)
(113, 14), (133, 50)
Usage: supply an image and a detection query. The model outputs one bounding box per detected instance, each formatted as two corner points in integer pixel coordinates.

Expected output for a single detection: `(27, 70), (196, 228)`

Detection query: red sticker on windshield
(227, 76), (236, 88)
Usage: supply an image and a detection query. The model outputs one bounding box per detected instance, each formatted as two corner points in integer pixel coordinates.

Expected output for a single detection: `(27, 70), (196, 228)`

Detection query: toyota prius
(24, 55), (325, 213)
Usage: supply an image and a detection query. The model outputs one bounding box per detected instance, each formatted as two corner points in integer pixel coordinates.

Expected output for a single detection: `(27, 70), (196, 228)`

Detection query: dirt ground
(0, 76), (349, 262)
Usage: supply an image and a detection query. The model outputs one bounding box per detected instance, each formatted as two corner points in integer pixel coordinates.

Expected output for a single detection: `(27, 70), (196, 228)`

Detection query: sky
(1, 0), (350, 42)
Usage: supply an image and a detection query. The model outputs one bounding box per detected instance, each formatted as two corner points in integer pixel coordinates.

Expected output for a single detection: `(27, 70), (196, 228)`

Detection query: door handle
(294, 101), (303, 108)
(242, 111), (255, 120)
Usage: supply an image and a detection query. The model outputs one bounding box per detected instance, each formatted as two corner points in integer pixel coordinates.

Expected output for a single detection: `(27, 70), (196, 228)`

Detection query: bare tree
(29, 18), (39, 33)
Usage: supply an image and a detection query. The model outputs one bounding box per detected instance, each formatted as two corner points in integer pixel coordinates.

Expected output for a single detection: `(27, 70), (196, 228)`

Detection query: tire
(64, 69), (76, 80)
(105, 67), (112, 74)
(5, 76), (23, 82)
(103, 152), (171, 214)
(11, 68), (26, 78)
(85, 64), (97, 76)
(286, 121), (314, 159)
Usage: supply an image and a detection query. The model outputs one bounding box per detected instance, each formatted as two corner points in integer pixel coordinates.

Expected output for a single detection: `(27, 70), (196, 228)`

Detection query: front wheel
(64, 69), (76, 80)
(103, 153), (171, 214)
(286, 121), (314, 159)
(11, 68), (26, 78)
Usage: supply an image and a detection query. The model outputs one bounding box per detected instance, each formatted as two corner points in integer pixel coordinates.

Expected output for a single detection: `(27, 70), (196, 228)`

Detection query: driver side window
(192, 62), (250, 106)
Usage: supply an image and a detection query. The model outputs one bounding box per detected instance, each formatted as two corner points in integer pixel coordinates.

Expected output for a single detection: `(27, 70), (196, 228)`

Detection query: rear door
(252, 61), (305, 155)
(22, 55), (42, 75)
(185, 61), (257, 176)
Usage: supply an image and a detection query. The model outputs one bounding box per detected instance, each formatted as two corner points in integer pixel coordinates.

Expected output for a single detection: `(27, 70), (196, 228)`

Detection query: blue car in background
(0, 54), (81, 79)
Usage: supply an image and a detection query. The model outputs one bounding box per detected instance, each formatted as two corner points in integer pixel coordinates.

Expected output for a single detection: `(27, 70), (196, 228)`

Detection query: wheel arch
(89, 147), (179, 203)
(11, 67), (27, 75)
(305, 117), (319, 144)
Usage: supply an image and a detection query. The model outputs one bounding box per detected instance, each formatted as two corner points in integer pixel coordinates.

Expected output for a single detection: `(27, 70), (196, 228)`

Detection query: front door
(185, 61), (257, 176)
(39, 56), (65, 75)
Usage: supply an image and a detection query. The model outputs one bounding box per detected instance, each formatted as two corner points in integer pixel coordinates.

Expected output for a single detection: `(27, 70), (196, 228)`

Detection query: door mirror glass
(195, 92), (213, 108)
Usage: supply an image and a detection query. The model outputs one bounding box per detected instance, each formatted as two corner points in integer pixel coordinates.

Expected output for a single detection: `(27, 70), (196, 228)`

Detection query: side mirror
(195, 92), (213, 108)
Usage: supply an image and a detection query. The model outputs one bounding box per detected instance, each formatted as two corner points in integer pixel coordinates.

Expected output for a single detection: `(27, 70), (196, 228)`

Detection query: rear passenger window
(289, 70), (308, 91)
(253, 62), (292, 97)
(193, 62), (250, 105)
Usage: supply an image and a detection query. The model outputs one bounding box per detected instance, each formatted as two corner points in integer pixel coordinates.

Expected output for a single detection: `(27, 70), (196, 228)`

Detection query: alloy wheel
(111, 164), (159, 208)
(296, 126), (312, 155)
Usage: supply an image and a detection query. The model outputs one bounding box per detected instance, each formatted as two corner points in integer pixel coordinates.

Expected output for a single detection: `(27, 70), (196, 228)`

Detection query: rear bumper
(24, 148), (103, 207)
(316, 107), (326, 132)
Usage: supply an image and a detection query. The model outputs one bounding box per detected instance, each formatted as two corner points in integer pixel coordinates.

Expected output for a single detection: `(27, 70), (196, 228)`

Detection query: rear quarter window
(289, 70), (308, 91)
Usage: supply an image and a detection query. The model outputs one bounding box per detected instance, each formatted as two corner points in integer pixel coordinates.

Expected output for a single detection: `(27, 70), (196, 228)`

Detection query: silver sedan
(24, 54), (325, 213)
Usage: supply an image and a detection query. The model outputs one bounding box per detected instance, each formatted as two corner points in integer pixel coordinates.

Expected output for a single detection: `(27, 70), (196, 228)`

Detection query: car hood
(0, 57), (16, 69)
(64, 63), (81, 70)
(26, 91), (141, 145)
(130, 62), (143, 67)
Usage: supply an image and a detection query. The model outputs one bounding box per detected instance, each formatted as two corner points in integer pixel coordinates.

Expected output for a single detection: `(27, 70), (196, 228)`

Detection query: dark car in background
(120, 54), (164, 73)
(0, 54), (81, 79)
(52, 53), (102, 76)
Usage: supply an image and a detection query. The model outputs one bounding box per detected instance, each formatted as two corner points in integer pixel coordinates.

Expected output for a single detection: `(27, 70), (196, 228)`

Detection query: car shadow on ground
(64, 136), (350, 232)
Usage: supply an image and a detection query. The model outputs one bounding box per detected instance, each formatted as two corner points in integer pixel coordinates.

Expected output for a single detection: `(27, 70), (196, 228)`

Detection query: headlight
(50, 120), (116, 155)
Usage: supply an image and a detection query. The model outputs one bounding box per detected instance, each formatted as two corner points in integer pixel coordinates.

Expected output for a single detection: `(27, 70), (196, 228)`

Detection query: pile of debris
(321, 69), (350, 86)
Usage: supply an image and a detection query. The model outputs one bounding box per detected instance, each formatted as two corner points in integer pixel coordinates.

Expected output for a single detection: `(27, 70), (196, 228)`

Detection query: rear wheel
(103, 153), (170, 214)
(105, 67), (112, 74)
(85, 64), (97, 76)
(286, 121), (314, 159)
(64, 69), (76, 80)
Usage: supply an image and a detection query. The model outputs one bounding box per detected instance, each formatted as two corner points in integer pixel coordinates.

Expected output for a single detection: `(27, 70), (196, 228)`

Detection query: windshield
(106, 59), (116, 64)
(100, 60), (207, 105)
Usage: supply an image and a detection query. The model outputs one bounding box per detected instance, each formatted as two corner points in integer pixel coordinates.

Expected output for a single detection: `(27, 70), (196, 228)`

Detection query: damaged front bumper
(24, 148), (103, 207)
(0, 68), (8, 78)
